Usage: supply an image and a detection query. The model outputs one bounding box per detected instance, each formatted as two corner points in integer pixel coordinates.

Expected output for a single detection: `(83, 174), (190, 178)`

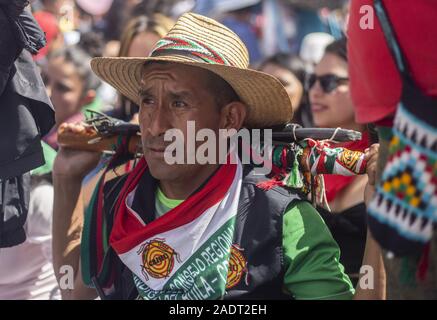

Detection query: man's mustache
(143, 137), (175, 150)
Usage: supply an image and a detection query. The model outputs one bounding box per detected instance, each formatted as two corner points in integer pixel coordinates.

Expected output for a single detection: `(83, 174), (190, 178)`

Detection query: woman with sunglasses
(308, 38), (371, 287)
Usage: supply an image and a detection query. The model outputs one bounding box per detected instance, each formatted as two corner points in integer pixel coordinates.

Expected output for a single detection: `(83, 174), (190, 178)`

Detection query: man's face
(138, 63), (223, 183)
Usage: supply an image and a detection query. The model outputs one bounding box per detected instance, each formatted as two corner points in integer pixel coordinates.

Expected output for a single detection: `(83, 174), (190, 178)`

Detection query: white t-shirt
(0, 181), (60, 300)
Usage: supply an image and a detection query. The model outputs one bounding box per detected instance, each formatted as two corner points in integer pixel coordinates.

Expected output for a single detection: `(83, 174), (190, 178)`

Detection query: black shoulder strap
(101, 174), (140, 300)
(373, 0), (414, 83)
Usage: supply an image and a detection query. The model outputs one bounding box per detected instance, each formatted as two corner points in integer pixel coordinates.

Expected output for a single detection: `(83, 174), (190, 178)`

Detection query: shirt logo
(226, 244), (249, 289)
(138, 239), (181, 280)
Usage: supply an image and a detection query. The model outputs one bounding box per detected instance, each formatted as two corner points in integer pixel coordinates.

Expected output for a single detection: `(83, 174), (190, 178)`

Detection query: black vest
(101, 165), (302, 300)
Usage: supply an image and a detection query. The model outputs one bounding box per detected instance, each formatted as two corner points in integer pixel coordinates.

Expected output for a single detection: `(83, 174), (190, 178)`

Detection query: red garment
(33, 11), (60, 61)
(324, 131), (370, 202)
(347, 0), (437, 124)
(109, 155), (237, 254)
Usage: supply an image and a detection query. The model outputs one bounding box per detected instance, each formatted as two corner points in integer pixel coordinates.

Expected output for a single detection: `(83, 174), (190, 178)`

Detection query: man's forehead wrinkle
(138, 86), (194, 101)
(138, 80), (192, 98)
(142, 70), (177, 82)
(140, 74), (170, 93)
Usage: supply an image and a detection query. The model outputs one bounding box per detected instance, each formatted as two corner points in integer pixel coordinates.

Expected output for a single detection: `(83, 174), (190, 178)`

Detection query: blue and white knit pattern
(368, 102), (437, 255)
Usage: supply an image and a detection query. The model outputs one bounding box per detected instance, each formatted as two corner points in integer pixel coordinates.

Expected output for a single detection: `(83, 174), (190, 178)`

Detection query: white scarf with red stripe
(109, 153), (242, 300)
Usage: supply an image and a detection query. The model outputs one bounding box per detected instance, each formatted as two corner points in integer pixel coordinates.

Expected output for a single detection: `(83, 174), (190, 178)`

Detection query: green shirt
(155, 187), (354, 300)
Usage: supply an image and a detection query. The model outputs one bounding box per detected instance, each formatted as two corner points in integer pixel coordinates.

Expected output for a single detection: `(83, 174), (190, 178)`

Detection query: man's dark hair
(78, 31), (105, 58)
(325, 38), (348, 62)
(49, 46), (101, 94)
(205, 71), (241, 110)
(258, 53), (306, 84)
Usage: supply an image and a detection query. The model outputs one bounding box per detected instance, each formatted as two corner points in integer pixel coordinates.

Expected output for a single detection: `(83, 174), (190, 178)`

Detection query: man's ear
(219, 101), (247, 130)
(80, 90), (96, 107)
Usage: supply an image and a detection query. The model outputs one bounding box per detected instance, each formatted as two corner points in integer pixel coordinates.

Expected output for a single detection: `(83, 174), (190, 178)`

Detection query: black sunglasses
(306, 74), (349, 93)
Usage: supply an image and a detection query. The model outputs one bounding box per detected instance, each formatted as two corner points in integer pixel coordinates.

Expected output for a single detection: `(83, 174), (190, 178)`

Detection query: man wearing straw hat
(52, 13), (377, 300)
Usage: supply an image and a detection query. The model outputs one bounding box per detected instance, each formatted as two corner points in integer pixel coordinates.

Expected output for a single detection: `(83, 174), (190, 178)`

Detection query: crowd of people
(0, 0), (435, 300)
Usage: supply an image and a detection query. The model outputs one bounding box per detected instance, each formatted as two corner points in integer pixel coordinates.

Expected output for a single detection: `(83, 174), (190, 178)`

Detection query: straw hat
(91, 12), (292, 128)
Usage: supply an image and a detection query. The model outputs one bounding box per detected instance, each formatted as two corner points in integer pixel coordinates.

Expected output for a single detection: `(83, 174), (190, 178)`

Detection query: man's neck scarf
(91, 153), (243, 299)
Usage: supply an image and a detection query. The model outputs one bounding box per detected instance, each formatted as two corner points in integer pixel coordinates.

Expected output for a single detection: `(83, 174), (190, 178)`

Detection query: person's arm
(52, 124), (102, 299)
(52, 173), (96, 300)
(354, 143), (386, 300)
(283, 201), (355, 300)
(284, 144), (386, 300)
(353, 227), (386, 300)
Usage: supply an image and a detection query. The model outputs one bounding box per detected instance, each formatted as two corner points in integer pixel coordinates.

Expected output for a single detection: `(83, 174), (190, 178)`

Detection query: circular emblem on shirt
(226, 244), (248, 289)
(140, 239), (179, 280)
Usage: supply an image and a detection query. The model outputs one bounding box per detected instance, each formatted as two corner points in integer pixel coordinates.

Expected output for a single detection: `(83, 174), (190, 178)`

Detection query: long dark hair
(324, 38), (378, 141)
(49, 46), (101, 94)
(258, 53), (312, 127)
(324, 37), (348, 62)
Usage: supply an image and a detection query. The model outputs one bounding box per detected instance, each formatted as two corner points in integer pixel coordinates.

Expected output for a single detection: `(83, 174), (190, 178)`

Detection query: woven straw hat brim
(91, 56), (293, 128)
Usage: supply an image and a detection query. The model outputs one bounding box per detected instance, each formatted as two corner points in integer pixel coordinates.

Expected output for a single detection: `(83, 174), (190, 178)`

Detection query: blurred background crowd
(1, 0), (435, 300)
(31, 0), (351, 130)
(0, 0), (368, 300)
